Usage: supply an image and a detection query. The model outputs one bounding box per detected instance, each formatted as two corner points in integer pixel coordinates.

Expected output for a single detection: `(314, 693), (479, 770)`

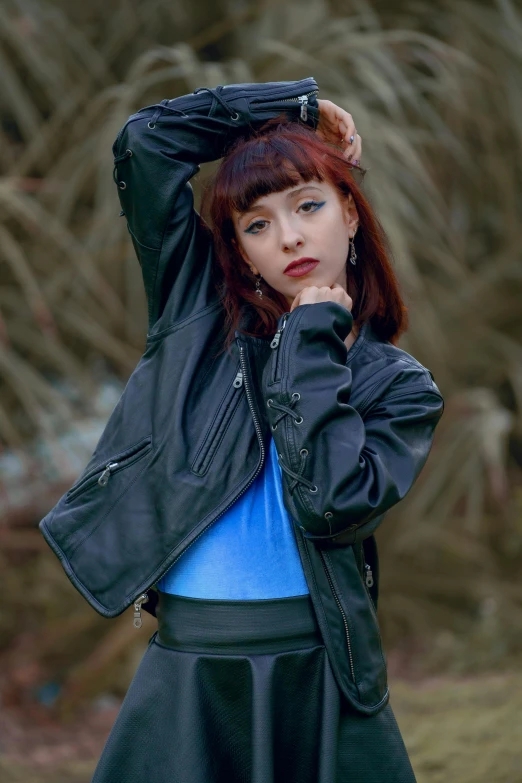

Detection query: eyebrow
(239, 185), (324, 219)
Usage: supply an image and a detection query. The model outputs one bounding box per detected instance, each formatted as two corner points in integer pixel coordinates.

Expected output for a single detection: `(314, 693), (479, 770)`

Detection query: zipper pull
(133, 592), (149, 628)
(298, 95), (308, 122)
(364, 564), (374, 589)
(98, 461), (119, 486)
(270, 313), (289, 349)
(233, 368), (243, 388)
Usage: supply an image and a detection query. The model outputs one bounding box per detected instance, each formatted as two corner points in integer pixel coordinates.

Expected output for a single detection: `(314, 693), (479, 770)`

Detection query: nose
(279, 215), (305, 253)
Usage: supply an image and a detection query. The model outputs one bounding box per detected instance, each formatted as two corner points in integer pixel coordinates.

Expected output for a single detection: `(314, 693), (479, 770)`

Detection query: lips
(284, 257), (320, 277)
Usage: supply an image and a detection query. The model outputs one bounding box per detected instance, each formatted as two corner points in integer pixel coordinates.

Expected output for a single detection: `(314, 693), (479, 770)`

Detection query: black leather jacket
(39, 77), (444, 717)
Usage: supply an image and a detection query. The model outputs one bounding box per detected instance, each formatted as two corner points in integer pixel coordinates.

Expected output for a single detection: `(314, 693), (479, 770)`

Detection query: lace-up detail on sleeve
(267, 392), (318, 494)
(276, 449), (318, 494)
(112, 148), (132, 187)
(193, 87), (241, 120)
(266, 392), (303, 430)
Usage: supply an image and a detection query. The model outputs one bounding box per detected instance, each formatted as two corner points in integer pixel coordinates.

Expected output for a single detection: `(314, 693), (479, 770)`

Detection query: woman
(39, 77), (444, 782)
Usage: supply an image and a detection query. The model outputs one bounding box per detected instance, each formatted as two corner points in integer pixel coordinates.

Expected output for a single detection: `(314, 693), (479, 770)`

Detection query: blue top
(156, 437), (310, 599)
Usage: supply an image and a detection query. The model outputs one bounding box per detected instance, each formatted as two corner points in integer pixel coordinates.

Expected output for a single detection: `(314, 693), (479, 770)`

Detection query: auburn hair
(200, 116), (408, 353)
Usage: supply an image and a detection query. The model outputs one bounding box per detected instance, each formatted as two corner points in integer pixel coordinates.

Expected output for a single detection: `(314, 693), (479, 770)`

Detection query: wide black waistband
(155, 592), (323, 654)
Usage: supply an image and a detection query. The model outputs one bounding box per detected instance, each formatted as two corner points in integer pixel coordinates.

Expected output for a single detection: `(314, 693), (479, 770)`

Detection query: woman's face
(232, 177), (359, 308)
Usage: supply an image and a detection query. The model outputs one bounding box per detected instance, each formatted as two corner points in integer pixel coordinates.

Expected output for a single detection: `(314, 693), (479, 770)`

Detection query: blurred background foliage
(0, 0), (521, 779)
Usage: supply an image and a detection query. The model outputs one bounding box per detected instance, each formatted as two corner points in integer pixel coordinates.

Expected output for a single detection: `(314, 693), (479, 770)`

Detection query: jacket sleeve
(112, 78), (319, 332)
(261, 301), (445, 545)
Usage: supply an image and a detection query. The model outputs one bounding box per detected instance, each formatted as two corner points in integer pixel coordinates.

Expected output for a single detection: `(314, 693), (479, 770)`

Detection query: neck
(344, 321), (359, 351)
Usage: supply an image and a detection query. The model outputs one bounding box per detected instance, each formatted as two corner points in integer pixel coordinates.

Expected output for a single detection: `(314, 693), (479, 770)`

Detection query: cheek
(242, 235), (272, 265)
(320, 210), (349, 247)
(237, 235), (260, 263)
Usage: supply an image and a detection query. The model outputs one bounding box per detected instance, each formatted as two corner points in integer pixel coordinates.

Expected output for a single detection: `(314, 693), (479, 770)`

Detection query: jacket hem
(39, 517), (129, 618)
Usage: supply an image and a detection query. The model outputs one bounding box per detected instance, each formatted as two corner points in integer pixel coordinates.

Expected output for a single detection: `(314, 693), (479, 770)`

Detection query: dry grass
(1, 670), (521, 783)
(0, 0), (521, 711)
(392, 671), (522, 783)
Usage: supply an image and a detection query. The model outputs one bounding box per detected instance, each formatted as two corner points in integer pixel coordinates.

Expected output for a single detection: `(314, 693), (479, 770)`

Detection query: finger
(289, 291), (302, 312)
(339, 111), (356, 145)
(352, 134), (362, 163)
(317, 100), (337, 130)
(344, 134), (362, 163)
(324, 102), (355, 144)
(330, 282), (353, 306)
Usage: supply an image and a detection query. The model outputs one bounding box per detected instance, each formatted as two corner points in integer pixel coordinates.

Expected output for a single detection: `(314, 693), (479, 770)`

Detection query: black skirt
(91, 592), (417, 783)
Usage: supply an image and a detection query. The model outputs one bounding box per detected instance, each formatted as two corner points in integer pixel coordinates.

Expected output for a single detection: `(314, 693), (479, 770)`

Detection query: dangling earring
(250, 267), (263, 298)
(349, 231), (358, 266)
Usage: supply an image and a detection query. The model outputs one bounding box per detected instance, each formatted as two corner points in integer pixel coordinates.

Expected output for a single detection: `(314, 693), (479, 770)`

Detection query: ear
(342, 193), (359, 236)
(232, 237), (259, 276)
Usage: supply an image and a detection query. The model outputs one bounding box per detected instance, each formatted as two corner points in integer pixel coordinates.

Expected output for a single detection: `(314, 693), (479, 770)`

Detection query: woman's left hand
(289, 283), (353, 313)
(316, 99), (362, 163)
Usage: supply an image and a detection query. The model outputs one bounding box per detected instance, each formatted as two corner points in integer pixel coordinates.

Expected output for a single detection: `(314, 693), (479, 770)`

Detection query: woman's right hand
(316, 99), (362, 164)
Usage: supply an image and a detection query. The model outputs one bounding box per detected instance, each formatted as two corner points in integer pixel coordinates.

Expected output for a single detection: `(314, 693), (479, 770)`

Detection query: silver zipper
(319, 550), (356, 683)
(98, 462), (119, 486)
(168, 343), (265, 571)
(270, 313), (290, 383)
(270, 313), (289, 349)
(233, 368), (243, 388)
(132, 341), (266, 623)
(361, 562), (385, 674)
(238, 343), (266, 467)
(278, 91), (317, 122)
(133, 592), (149, 628)
(363, 563), (379, 620)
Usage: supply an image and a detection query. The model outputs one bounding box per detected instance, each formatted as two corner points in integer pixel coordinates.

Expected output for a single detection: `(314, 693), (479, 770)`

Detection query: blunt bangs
(222, 135), (326, 216)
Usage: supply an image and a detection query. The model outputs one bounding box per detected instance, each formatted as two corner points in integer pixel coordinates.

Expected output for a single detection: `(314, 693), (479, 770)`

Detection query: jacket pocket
(65, 435), (153, 504)
(190, 365), (244, 476)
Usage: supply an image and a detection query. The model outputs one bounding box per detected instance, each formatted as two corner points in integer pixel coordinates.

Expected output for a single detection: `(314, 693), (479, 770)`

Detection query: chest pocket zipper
(269, 313), (289, 384)
(190, 365), (245, 476)
(65, 435), (153, 504)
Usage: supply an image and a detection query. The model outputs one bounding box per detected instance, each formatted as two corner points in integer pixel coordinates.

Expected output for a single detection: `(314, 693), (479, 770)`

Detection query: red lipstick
(283, 257), (320, 277)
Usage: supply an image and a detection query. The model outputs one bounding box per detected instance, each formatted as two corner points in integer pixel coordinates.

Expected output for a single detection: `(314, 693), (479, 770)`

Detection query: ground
(1, 671), (521, 782)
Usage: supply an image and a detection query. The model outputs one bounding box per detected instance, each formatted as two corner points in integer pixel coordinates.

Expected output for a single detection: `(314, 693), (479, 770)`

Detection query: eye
(245, 219), (268, 235)
(244, 200), (325, 235)
(299, 200), (324, 213)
